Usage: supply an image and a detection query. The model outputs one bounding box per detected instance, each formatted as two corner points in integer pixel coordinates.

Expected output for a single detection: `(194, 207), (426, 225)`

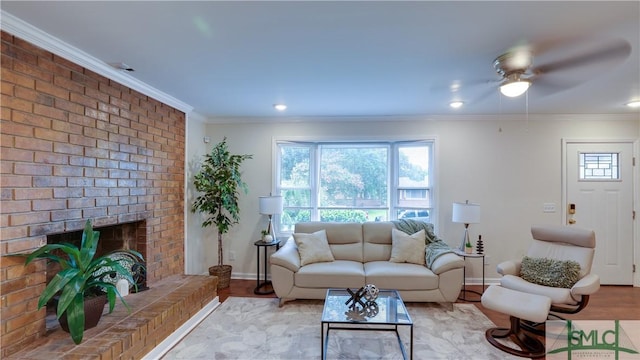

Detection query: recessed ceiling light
(625, 100), (640, 108)
(273, 104), (287, 111)
(449, 101), (464, 109)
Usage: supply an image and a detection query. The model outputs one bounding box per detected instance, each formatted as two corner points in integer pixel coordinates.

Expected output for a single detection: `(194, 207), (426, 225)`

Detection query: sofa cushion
(293, 230), (335, 266)
(295, 222), (364, 262)
(364, 261), (439, 290)
(295, 260), (365, 288)
(527, 239), (594, 277)
(389, 228), (426, 265)
(501, 274), (577, 305)
(363, 221), (394, 262)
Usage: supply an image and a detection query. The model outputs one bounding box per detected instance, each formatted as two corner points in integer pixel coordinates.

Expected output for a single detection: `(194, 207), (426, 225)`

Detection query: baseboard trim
(463, 278), (500, 286)
(141, 296), (221, 359)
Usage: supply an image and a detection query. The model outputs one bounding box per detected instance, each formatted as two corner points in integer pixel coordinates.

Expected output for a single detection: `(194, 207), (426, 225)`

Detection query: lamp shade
(452, 201), (481, 224)
(259, 195), (283, 215)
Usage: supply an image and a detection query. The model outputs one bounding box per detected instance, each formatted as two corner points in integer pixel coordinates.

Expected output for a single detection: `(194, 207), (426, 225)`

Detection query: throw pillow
(519, 256), (581, 288)
(389, 228), (426, 265)
(293, 230), (335, 266)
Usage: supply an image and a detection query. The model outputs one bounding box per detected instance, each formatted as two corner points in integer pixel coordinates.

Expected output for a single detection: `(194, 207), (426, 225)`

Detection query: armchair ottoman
(481, 285), (551, 358)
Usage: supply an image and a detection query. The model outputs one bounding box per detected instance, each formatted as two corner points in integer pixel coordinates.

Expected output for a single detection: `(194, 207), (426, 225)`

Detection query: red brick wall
(0, 31), (186, 356)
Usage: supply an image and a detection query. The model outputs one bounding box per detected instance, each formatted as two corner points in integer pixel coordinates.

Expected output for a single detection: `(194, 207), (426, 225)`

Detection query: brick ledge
(141, 296), (220, 359)
(6, 275), (218, 360)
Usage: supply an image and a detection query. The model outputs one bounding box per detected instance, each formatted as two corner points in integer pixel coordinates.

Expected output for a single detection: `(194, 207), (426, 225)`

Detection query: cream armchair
(480, 225), (600, 358)
(497, 224), (600, 326)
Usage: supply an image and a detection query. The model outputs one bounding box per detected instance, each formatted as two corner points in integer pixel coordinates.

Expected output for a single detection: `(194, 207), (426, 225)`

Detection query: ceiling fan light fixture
(499, 77), (531, 97)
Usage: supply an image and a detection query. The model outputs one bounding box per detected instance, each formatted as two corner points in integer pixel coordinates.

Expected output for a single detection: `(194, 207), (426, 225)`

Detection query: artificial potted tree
(22, 219), (143, 344)
(192, 137), (252, 289)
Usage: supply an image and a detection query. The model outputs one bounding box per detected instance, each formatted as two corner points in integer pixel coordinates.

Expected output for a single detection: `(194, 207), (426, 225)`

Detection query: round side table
(254, 239), (281, 295)
(454, 249), (485, 302)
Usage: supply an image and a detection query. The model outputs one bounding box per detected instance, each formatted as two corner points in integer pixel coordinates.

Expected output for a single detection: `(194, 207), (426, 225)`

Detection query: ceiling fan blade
(528, 74), (579, 98)
(533, 38), (631, 75)
(471, 84), (500, 104)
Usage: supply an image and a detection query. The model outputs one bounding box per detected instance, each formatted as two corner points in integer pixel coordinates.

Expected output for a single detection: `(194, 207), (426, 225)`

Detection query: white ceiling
(2, 1), (639, 121)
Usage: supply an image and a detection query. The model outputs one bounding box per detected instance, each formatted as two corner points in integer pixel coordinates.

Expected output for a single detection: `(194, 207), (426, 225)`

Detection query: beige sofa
(270, 221), (464, 305)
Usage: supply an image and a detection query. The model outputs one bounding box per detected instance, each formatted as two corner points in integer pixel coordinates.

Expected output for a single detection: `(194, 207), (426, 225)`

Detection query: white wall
(185, 114), (639, 284)
(184, 113), (215, 275)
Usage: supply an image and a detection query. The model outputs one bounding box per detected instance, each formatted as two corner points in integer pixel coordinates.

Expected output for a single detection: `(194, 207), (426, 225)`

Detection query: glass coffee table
(321, 288), (413, 359)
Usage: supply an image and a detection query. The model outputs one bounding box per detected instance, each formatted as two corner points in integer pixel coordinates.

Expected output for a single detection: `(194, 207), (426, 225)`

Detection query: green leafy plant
(192, 137), (252, 267)
(22, 219), (143, 344)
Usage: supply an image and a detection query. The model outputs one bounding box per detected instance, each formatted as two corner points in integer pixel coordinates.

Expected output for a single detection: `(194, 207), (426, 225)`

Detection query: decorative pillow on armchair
(519, 256), (581, 288)
(293, 230), (335, 266)
(389, 228), (426, 265)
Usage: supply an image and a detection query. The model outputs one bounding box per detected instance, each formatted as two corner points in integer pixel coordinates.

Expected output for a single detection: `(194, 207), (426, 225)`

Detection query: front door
(564, 141), (634, 285)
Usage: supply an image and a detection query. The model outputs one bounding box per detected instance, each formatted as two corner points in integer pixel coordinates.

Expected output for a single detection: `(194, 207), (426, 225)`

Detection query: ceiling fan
(491, 38), (632, 98)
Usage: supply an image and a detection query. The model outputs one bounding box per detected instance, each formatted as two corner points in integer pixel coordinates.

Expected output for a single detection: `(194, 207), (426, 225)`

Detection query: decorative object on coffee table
(452, 200), (481, 252)
(343, 284), (380, 320)
(345, 286), (367, 309)
(363, 284), (379, 301)
(192, 137), (252, 290)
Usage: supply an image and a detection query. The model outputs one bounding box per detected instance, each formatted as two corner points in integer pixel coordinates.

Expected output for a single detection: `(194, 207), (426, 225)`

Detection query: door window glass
(579, 153), (619, 180)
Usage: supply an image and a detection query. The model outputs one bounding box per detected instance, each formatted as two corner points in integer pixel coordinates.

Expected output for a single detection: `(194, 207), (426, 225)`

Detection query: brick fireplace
(1, 31), (186, 357)
(45, 220), (148, 292)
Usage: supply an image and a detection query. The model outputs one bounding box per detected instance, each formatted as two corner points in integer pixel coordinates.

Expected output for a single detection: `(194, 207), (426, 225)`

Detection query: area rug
(162, 297), (519, 360)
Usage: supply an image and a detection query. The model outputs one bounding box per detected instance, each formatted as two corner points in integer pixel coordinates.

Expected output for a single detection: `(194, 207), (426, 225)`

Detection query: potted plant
(261, 229), (273, 243)
(192, 137), (252, 289)
(465, 239), (473, 254)
(22, 219), (143, 344)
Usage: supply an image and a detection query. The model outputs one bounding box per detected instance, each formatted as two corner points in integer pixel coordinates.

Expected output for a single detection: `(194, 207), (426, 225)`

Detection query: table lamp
(259, 195), (283, 242)
(452, 200), (481, 252)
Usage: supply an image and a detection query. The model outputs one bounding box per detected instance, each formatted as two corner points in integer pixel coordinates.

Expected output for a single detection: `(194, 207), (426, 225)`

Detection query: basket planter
(209, 264), (232, 290)
(59, 294), (107, 333)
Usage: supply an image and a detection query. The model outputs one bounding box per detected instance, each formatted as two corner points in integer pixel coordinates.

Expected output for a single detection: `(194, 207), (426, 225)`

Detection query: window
(276, 140), (434, 233)
(579, 152), (619, 180)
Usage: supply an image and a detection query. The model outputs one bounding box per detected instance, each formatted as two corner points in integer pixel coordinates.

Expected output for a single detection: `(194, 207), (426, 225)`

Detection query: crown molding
(0, 10), (194, 114)
(202, 112), (640, 124)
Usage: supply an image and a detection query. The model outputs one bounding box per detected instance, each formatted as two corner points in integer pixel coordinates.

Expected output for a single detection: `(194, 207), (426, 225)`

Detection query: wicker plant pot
(59, 294), (107, 332)
(209, 264), (232, 290)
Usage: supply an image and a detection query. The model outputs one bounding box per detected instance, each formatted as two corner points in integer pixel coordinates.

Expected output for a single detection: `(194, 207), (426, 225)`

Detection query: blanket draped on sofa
(392, 219), (455, 268)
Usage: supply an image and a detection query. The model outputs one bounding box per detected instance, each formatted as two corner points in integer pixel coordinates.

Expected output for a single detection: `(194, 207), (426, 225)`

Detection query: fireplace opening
(44, 220), (148, 330)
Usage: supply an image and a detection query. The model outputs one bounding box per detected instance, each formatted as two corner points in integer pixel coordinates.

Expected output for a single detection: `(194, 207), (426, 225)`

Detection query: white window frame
(273, 137), (437, 235)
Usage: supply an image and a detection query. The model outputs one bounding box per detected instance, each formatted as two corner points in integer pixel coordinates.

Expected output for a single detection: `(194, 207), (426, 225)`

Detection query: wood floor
(220, 280), (640, 329)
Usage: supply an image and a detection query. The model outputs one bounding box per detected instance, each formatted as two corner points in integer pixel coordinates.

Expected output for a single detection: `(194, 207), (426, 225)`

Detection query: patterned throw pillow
(520, 256), (581, 288)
